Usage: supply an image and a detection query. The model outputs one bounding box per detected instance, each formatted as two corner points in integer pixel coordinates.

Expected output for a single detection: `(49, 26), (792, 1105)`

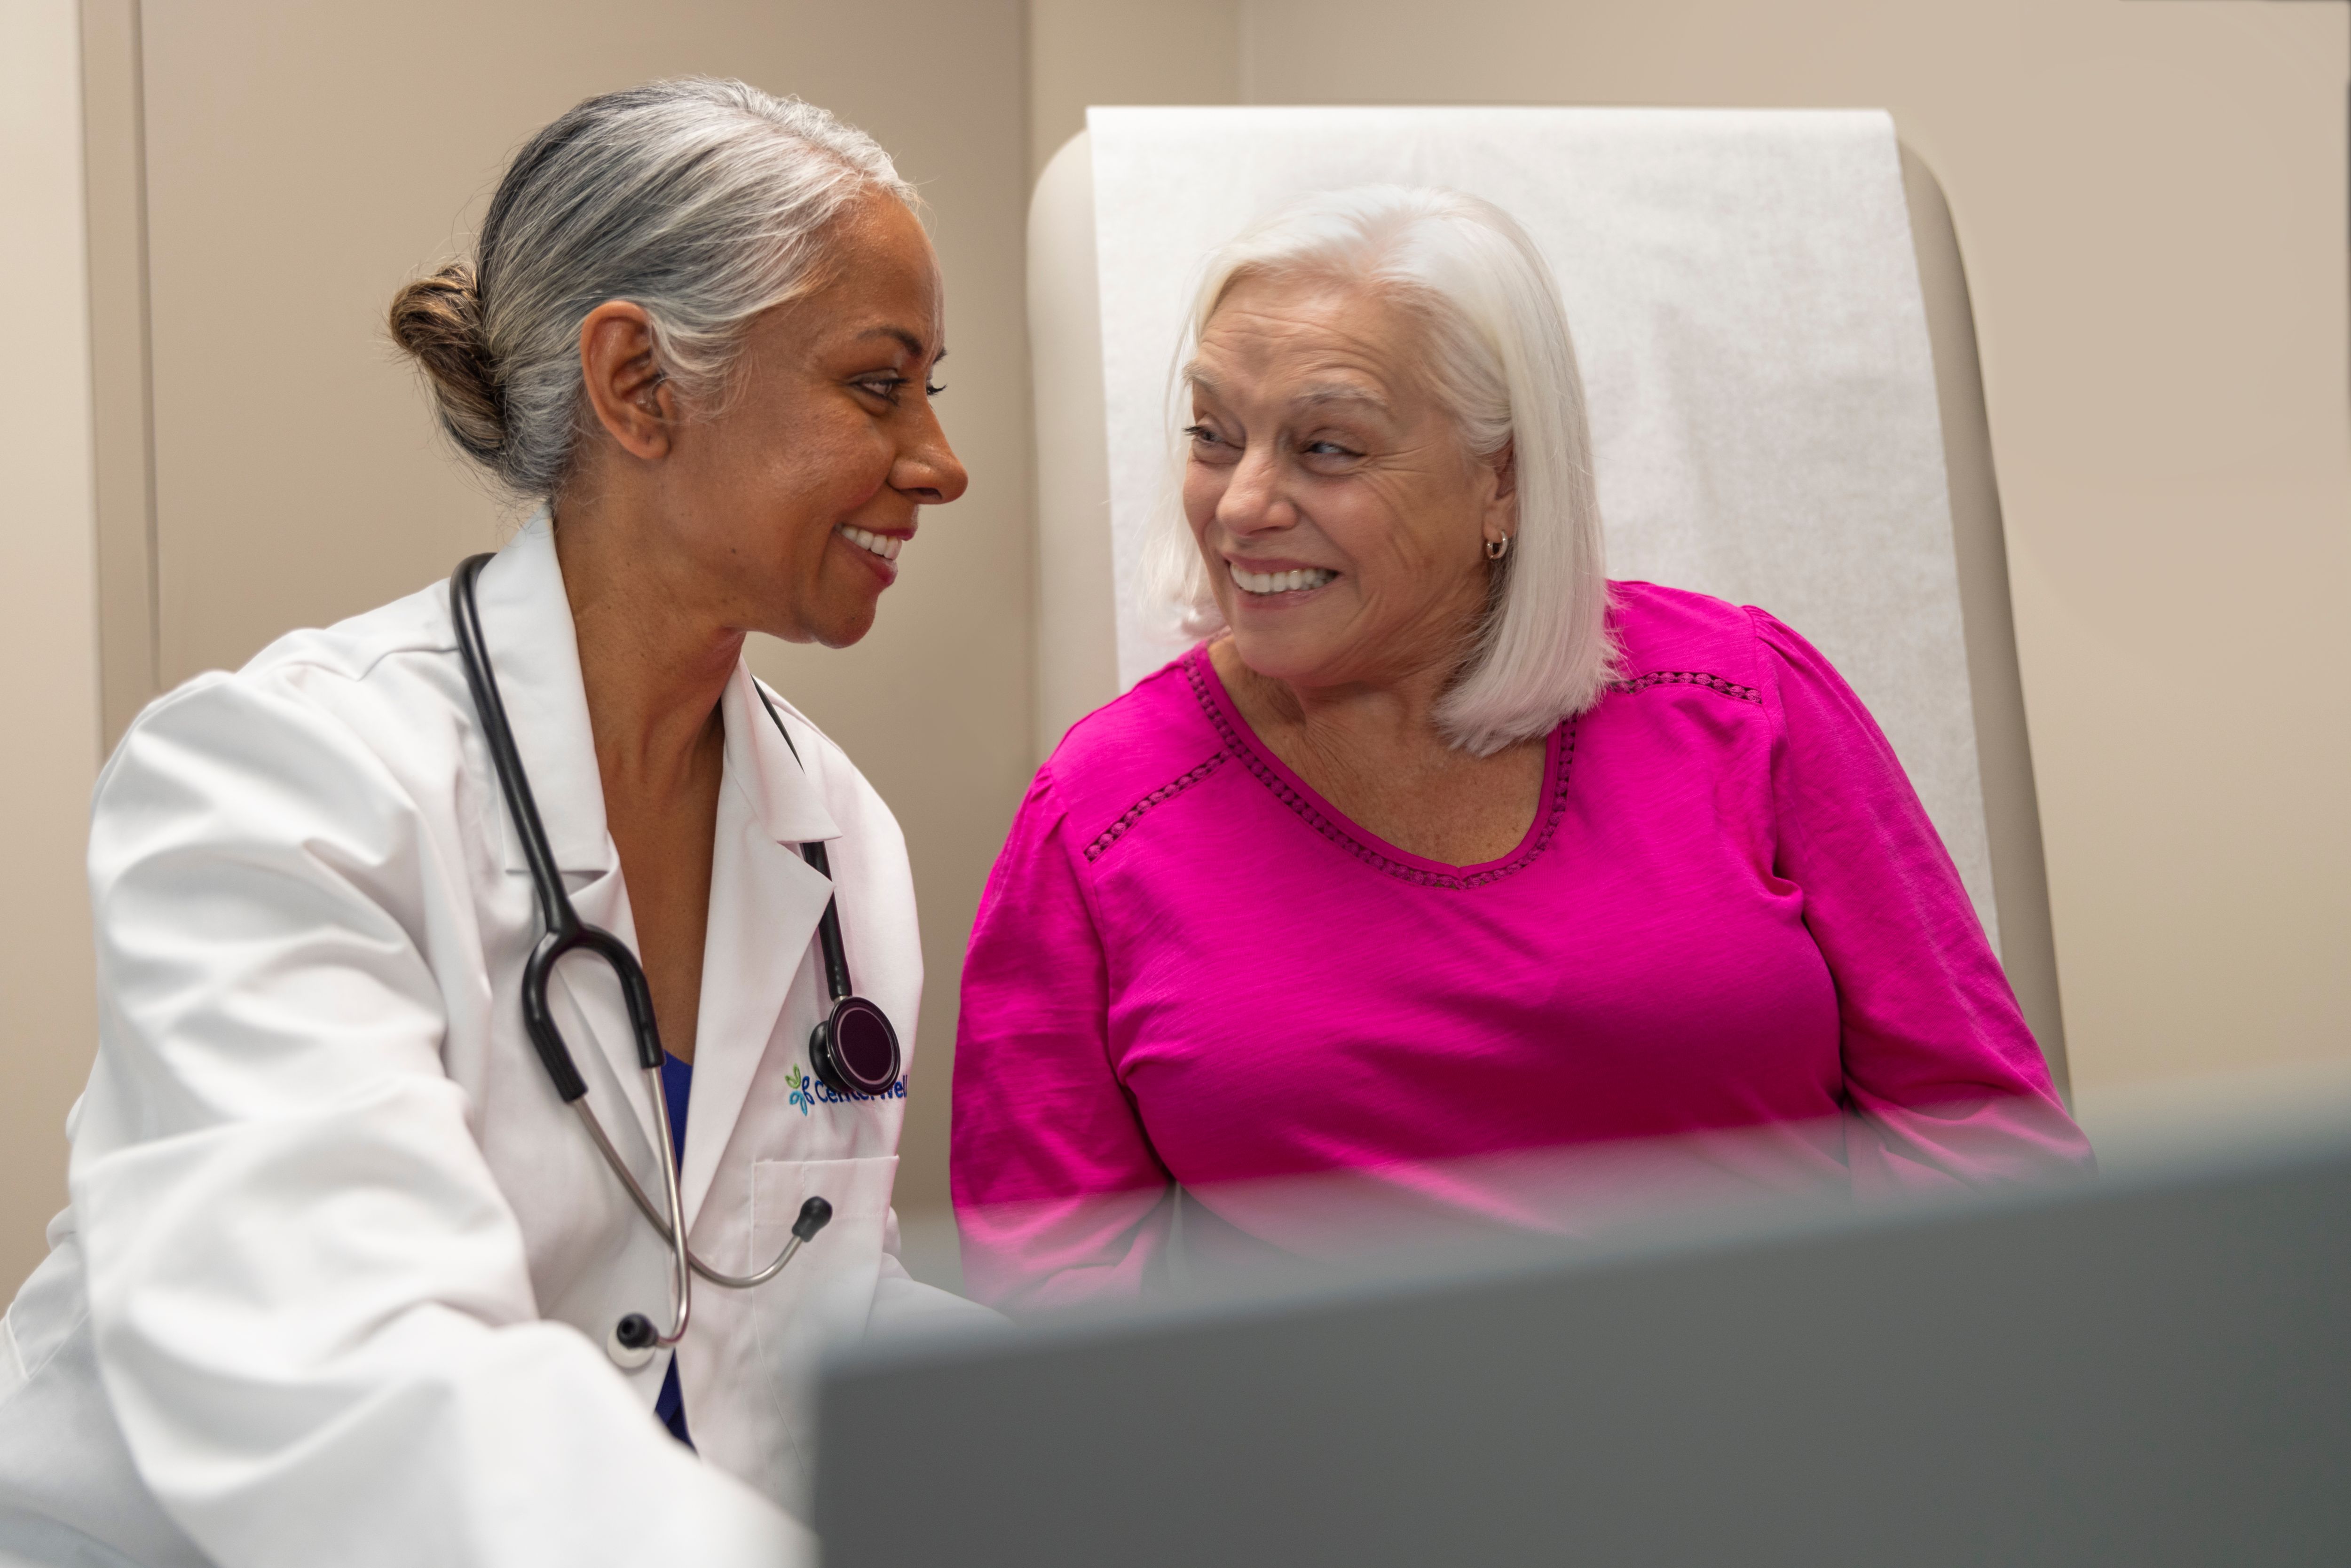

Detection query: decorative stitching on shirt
(1083, 752), (1228, 861)
(1183, 651), (1576, 890)
(1606, 670), (1761, 704)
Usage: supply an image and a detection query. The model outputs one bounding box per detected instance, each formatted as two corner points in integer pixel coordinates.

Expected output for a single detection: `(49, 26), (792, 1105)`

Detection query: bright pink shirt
(952, 583), (2091, 1307)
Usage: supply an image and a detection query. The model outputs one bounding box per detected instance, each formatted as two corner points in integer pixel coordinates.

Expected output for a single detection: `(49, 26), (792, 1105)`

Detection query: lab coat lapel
(468, 512), (615, 885)
(678, 666), (842, 1230)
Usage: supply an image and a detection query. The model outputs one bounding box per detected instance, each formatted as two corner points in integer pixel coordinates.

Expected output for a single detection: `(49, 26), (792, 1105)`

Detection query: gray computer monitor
(816, 1138), (2350, 1567)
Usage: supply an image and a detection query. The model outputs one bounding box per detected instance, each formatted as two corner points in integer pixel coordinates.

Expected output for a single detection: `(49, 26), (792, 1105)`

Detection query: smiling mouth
(1229, 562), (1337, 596)
(838, 525), (904, 562)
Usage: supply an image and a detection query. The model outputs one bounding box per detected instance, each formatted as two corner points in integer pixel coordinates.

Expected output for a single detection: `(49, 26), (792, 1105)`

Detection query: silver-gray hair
(390, 78), (913, 497)
(1141, 185), (1618, 755)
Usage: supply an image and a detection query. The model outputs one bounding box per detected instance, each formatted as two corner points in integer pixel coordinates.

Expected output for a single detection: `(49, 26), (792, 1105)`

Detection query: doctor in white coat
(0, 79), (979, 1567)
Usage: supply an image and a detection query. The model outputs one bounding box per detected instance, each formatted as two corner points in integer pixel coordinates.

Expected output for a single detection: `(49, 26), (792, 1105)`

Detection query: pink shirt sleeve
(951, 772), (1175, 1309)
(1751, 608), (2094, 1192)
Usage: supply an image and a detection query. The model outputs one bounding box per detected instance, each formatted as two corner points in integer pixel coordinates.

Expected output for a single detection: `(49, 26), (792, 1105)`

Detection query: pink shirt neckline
(1183, 642), (1573, 885)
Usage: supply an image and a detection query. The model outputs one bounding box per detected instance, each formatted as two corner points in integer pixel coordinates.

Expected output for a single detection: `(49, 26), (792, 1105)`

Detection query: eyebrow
(1189, 369), (1391, 417)
(858, 326), (943, 362)
(1293, 383), (1390, 414)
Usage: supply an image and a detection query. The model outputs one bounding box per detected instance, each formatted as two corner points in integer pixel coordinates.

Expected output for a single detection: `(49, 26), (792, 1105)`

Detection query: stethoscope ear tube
(452, 556), (573, 937)
(458, 556), (594, 1110)
(519, 936), (591, 1103)
(562, 926), (667, 1073)
(799, 840), (857, 1003)
(752, 687), (904, 1100)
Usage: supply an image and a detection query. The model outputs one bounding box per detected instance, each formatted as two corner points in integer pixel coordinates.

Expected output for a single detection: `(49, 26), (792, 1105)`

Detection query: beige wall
(0, 0), (105, 1289)
(1035, 0), (2351, 1101)
(1028, 0), (1240, 179)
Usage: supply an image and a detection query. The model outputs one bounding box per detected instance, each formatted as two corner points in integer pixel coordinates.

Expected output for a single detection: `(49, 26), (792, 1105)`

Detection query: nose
(892, 397), (969, 507)
(1216, 443), (1290, 536)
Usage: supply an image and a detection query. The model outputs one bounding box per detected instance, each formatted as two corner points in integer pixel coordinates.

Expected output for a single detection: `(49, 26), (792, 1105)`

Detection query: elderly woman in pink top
(952, 186), (2090, 1309)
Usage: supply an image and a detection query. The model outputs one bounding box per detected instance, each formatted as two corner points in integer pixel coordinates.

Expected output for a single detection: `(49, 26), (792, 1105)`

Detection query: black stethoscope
(451, 553), (905, 1369)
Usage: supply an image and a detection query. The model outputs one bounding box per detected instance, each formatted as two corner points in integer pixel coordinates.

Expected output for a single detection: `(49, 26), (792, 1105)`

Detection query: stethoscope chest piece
(607, 1313), (660, 1371)
(811, 995), (901, 1098)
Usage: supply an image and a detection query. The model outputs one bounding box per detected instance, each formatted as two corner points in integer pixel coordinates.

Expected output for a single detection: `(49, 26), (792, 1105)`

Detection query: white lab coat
(0, 517), (977, 1567)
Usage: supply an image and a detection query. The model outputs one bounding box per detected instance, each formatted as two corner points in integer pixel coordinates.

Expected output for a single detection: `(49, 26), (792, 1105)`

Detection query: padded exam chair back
(1026, 109), (2065, 1089)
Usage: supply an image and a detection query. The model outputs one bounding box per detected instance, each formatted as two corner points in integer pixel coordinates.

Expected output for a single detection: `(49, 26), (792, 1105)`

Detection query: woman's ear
(1489, 439), (1518, 501)
(1483, 439), (1519, 542)
(577, 301), (675, 461)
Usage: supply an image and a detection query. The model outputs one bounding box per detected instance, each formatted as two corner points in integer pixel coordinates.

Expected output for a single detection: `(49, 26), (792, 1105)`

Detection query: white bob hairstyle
(1140, 185), (1618, 755)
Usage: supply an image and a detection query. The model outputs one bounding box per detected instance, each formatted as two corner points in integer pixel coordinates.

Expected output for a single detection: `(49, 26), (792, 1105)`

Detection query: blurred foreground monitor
(819, 1093), (2348, 1566)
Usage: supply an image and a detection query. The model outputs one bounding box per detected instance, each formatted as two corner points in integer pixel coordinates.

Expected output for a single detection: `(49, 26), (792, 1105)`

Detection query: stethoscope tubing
(453, 553), (846, 1355)
(566, 1098), (816, 1289)
(454, 556), (697, 1348)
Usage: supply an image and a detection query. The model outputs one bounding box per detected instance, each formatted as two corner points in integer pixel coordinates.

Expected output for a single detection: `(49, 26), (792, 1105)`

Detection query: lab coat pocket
(745, 1154), (897, 1510)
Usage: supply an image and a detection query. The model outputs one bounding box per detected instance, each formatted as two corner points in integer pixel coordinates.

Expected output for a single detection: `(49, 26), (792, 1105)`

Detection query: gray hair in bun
(389, 78), (914, 497)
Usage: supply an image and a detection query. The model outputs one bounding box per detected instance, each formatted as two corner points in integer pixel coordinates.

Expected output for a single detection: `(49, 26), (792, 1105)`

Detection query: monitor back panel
(816, 1149), (2351, 1567)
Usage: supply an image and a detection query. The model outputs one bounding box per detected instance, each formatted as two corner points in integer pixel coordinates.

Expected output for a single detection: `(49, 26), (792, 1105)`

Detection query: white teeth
(839, 525), (903, 562)
(1230, 562), (1336, 596)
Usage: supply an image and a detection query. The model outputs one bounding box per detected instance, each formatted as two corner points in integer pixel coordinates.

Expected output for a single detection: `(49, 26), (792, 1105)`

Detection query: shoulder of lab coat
(68, 573), (811, 1568)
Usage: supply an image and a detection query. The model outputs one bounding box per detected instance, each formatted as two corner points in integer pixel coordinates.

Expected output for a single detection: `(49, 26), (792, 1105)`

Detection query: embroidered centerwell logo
(786, 1062), (907, 1115)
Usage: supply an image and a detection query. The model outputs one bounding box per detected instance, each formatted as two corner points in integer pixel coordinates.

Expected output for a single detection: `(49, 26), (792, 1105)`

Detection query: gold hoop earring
(1484, 536), (1512, 561)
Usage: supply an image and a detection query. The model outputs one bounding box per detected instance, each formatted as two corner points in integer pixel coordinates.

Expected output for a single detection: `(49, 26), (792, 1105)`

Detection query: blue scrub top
(654, 1052), (693, 1447)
